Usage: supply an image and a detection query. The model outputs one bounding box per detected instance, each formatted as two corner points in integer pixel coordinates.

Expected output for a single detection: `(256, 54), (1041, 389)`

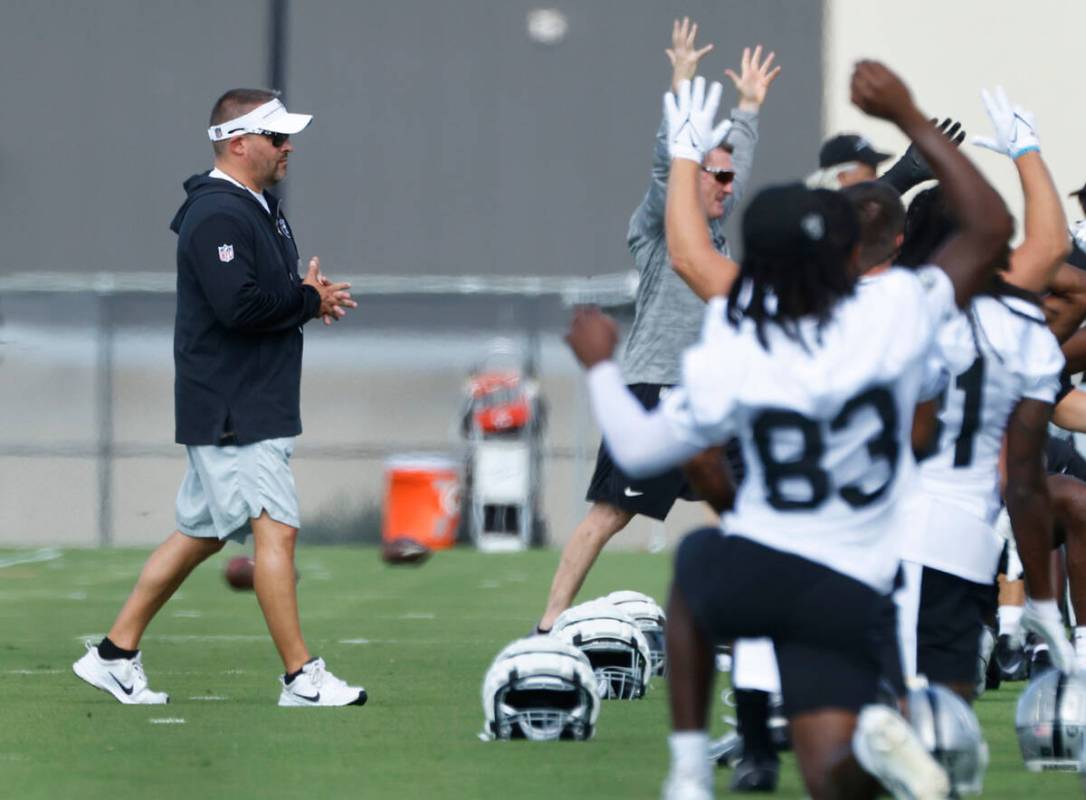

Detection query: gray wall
(0, 0), (821, 277)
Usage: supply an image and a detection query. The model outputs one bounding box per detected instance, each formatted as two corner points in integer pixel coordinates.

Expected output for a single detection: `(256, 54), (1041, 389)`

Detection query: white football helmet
(481, 635), (600, 741)
(1015, 669), (1086, 771)
(907, 679), (989, 794)
(603, 590), (667, 676)
(552, 600), (652, 699)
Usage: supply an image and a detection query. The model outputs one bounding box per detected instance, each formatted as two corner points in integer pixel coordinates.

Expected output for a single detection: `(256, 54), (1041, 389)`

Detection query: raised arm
(851, 61), (1012, 307)
(665, 78), (741, 300)
(972, 87), (1069, 292)
(666, 17), (713, 92)
(878, 118), (965, 195)
(720, 45), (778, 209)
(630, 19), (716, 245)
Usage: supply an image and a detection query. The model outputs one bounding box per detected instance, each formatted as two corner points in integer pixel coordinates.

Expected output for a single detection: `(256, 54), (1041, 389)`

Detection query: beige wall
(824, 0), (1085, 229)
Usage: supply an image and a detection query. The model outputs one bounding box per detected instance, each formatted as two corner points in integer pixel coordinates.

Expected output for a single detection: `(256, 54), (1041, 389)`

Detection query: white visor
(207, 98), (312, 142)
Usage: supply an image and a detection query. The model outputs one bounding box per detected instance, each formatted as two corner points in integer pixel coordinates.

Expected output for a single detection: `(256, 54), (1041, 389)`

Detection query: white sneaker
(660, 773), (713, 800)
(72, 642), (169, 705)
(278, 657), (367, 707)
(853, 705), (950, 800)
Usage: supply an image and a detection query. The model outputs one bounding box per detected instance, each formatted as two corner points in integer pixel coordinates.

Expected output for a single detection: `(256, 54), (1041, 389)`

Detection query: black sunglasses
(255, 130), (290, 148)
(702, 166), (735, 185)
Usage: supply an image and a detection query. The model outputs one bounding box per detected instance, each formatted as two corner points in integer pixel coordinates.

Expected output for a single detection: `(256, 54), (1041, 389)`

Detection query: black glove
(879, 118), (965, 195)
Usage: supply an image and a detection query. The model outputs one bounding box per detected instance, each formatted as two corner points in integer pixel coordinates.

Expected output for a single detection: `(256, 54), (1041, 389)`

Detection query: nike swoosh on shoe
(111, 674), (134, 695)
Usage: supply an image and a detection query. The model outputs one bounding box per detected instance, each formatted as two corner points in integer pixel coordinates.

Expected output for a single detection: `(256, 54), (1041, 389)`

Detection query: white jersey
(659, 266), (956, 593)
(903, 292), (1064, 582)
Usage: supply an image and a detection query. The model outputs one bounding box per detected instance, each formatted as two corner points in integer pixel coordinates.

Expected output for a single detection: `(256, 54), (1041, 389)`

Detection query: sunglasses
(254, 130), (290, 148)
(702, 166), (735, 185)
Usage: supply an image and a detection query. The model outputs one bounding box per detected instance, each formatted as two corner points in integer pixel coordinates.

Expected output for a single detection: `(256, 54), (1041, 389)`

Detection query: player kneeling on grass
(72, 89), (363, 708)
(566, 62), (1012, 799)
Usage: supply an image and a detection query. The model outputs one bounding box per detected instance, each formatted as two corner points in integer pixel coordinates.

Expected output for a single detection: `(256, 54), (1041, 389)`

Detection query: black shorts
(586, 384), (694, 520)
(675, 528), (904, 716)
(915, 566), (990, 685)
(586, 384), (744, 521)
(1047, 435), (1086, 481)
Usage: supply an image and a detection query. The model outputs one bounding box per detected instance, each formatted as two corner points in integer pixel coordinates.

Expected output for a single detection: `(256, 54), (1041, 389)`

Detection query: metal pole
(95, 293), (115, 546)
(269, 0), (289, 207)
(268, 0), (288, 97)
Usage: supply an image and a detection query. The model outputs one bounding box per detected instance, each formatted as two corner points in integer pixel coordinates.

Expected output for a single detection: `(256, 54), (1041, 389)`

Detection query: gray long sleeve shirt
(620, 108), (759, 385)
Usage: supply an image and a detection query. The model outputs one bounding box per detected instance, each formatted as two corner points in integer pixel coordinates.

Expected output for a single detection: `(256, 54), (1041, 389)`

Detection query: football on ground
(381, 537), (432, 565)
(223, 555), (255, 590)
(6, 546), (1082, 799)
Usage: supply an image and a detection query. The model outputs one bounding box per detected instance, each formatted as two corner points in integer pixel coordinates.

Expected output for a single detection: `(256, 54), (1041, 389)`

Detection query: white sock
(998, 605), (1023, 639)
(669, 731), (710, 781)
(1074, 627), (1086, 658)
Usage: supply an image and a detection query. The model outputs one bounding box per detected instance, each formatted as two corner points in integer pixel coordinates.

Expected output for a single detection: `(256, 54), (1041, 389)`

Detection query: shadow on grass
(303, 496), (383, 545)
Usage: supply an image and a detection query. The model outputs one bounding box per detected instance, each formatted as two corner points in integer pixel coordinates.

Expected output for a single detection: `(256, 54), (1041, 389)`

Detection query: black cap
(743, 183), (858, 263)
(819, 134), (892, 169)
(1069, 181), (1086, 198)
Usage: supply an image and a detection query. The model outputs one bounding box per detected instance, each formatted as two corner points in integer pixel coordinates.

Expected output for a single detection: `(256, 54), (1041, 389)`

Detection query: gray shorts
(176, 437), (300, 542)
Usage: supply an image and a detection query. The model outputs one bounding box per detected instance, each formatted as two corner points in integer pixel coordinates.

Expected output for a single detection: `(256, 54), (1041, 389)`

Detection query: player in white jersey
(894, 87), (1075, 696)
(566, 63), (1012, 800)
(898, 285), (1069, 691)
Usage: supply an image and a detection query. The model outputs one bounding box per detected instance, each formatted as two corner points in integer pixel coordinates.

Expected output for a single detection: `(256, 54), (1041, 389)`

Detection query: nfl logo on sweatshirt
(218, 244), (235, 263)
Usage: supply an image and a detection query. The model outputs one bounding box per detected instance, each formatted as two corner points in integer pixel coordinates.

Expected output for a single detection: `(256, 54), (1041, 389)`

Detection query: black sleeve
(877, 147), (930, 196)
(187, 213), (320, 332)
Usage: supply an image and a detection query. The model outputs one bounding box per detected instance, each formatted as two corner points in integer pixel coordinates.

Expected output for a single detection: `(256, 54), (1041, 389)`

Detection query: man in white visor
(73, 89), (364, 708)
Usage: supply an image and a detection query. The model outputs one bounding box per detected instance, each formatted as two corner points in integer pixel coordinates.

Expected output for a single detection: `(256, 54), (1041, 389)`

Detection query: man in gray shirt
(538, 20), (778, 632)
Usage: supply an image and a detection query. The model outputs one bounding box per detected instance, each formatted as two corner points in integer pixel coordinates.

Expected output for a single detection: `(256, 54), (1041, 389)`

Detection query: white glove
(1022, 597), (1076, 674)
(664, 76), (733, 164)
(971, 86), (1040, 159)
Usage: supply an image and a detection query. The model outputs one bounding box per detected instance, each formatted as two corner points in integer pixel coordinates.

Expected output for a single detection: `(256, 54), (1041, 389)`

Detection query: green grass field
(1, 545), (1082, 799)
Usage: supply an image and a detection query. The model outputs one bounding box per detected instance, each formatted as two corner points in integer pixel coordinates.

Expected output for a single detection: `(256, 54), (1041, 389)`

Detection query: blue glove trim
(1012, 145), (1040, 159)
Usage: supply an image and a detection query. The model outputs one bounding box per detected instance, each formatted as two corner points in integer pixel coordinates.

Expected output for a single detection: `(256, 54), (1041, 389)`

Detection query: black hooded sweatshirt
(169, 172), (321, 446)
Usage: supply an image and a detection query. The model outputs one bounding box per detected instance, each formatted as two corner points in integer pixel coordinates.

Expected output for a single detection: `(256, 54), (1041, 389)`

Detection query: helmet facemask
(576, 636), (649, 700)
(493, 676), (594, 741)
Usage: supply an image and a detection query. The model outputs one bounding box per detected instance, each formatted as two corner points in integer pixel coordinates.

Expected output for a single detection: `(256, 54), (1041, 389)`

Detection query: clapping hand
(303, 257), (357, 325)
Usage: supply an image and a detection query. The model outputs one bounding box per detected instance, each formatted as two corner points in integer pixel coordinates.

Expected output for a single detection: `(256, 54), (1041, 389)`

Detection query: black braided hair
(727, 189), (859, 350)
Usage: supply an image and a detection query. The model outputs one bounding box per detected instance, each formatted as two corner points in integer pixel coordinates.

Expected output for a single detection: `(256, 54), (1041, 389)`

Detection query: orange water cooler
(381, 455), (461, 550)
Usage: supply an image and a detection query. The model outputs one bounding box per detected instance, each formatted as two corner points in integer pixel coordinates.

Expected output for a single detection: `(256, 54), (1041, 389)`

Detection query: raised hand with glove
(972, 86), (1040, 159)
(664, 76), (733, 164)
(880, 117), (966, 195)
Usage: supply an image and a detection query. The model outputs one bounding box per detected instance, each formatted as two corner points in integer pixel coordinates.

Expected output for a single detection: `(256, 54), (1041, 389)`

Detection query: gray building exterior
(0, 0), (821, 278)
(0, 1), (823, 547)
